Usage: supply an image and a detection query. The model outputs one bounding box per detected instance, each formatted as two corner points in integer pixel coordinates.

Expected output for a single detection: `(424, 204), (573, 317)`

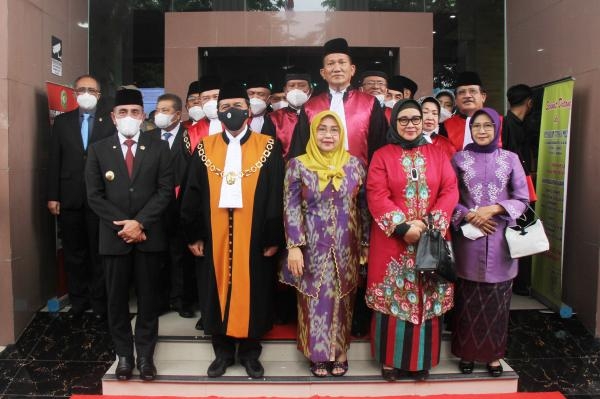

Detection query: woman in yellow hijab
(280, 110), (370, 377)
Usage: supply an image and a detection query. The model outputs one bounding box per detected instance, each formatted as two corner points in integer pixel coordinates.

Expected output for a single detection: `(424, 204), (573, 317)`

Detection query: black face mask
(218, 108), (249, 132)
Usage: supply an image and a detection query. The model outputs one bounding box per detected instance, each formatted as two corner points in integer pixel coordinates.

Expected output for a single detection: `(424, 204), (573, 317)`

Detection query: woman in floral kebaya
(366, 100), (458, 381)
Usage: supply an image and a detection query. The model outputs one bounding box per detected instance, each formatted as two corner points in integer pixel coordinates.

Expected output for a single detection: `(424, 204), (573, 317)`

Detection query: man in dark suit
(47, 74), (115, 319)
(147, 93), (196, 319)
(85, 89), (174, 381)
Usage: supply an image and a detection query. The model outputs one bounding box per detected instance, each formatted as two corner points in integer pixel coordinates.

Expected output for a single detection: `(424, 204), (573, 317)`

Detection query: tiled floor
(0, 295), (598, 398)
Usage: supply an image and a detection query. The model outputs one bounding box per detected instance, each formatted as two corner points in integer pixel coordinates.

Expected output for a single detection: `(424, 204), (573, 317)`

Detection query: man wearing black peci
(85, 88), (174, 381)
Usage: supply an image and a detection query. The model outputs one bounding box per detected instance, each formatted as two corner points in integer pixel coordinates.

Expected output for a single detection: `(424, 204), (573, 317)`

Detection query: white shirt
(250, 115), (265, 132)
(161, 123), (180, 149)
(462, 116), (473, 149)
(118, 131), (141, 157)
(329, 87), (349, 150)
(208, 118), (222, 135)
(218, 128), (249, 209)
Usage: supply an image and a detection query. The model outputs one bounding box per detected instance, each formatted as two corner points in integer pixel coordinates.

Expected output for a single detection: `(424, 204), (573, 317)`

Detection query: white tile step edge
(103, 358), (517, 397)
(152, 339), (456, 362)
(103, 360), (516, 397)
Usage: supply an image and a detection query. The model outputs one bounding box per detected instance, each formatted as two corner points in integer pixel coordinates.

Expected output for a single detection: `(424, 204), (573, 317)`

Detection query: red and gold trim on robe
(384, 107), (392, 123)
(303, 90), (375, 164)
(188, 118), (211, 150)
(444, 113), (504, 152)
(266, 107), (299, 158)
(202, 131), (272, 338)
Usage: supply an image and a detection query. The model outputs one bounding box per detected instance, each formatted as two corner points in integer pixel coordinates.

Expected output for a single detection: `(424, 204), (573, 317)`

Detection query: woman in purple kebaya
(450, 107), (529, 377)
(280, 110), (369, 378)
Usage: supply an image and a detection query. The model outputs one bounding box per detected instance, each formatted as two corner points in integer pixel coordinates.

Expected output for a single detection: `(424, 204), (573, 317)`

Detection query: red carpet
(262, 323), (369, 341)
(72, 393), (566, 399)
(262, 322), (297, 339)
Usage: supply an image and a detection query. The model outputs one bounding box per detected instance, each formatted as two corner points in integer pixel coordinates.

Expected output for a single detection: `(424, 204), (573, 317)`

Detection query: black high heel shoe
(409, 369), (429, 381)
(459, 360), (474, 374)
(381, 366), (397, 382)
(486, 362), (503, 377)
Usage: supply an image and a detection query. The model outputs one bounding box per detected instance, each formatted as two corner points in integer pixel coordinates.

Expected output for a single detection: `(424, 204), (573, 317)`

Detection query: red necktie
(124, 139), (135, 178)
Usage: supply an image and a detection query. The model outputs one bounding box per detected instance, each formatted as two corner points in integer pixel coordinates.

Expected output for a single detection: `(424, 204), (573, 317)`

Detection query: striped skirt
(451, 278), (512, 363)
(371, 312), (442, 371)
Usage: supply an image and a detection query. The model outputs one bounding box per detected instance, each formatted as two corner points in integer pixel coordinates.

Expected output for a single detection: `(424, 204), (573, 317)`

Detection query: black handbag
(414, 214), (457, 282)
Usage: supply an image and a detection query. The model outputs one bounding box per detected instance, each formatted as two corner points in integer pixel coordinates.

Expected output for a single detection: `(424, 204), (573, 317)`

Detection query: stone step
(101, 312), (518, 397)
(103, 356), (517, 397)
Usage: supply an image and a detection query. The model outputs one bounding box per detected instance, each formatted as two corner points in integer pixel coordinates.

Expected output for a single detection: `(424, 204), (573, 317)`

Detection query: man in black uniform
(85, 89), (173, 381)
(148, 93), (196, 318)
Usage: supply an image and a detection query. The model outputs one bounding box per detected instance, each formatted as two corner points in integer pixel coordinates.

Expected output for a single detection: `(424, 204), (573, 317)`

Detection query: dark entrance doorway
(199, 46), (398, 93)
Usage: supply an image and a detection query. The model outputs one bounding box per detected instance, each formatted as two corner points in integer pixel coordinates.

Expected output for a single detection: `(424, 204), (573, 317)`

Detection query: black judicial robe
(180, 129), (285, 338)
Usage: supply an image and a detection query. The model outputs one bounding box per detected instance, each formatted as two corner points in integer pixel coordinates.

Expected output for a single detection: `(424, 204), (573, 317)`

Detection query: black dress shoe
(178, 308), (195, 318)
(381, 366), (397, 382)
(115, 356), (134, 380)
(207, 357), (234, 377)
(137, 357), (157, 381)
(240, 358), (264, 379)
(66, 307), (85, 320)
(195, 317), (204, 331)
(409, 369), (429, 381)
(459, 360), (474, 374)
(487, 362), (503, 377)
(93, 312), (106, 322)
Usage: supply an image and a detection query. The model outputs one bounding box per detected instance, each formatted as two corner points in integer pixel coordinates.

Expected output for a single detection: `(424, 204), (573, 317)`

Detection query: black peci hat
(284, 67), (311, 84)
(360, 66), (389, 84)
(456, 71), (483, 88)
(323, 37), (349, 57)
(187, 81), (201, 98)
(245, 73), (272, 91)
(115, 88), (143, 107)
(399, 75), (418, 95)
(218, 80), (249, 102)
(388, 75), (406, 92)
(198, 75), (222, 94)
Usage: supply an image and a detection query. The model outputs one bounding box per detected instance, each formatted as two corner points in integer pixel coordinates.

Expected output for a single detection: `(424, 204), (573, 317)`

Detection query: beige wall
(164, 11), (433, 106)
(0, 0), (88, 345)
(507, 0), (600, 335)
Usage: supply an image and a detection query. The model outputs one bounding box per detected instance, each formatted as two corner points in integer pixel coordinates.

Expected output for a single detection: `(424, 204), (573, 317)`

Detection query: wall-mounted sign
(51, 36), (62, 76)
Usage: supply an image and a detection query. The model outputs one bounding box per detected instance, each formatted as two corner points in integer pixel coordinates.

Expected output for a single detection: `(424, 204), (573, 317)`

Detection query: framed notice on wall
(51, 36), (62, 76)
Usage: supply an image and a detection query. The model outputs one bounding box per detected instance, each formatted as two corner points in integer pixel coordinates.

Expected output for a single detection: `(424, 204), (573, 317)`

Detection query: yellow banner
(531, 79), (574, 312)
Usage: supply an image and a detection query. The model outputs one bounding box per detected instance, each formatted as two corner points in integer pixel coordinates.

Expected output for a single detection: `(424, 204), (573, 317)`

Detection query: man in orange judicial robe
(180, 81), (284, 379)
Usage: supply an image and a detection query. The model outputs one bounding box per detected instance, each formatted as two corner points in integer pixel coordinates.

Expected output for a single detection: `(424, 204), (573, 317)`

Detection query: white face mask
(271, 100), (288, 111)
(154, 112), (174, 129)
(439, 107), (453, 123)
(77, 93), (98, 111)
(203, 100), (218, 119)
(375, 94), (385, 106)
(116, 116), (142, 138)
(384, 99), (397, 109)
(286, 89), (309, 108)
(249, 97), (268, 115)
(188, 105), (205, 122)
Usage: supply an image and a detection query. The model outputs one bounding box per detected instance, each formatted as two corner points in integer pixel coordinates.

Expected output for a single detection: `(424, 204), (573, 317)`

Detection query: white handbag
(505, 207), (550, 258)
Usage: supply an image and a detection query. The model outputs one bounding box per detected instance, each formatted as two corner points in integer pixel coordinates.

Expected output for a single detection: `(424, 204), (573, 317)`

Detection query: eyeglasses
(75, 87), (100, 95)
(397, 116), (422, 126)
(362, 81), (387, 88)
(471, 123), (495, 131)
(187, 95), (201, 102)
(316, 127), (340, 137)
(456, 88), (481, 97)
